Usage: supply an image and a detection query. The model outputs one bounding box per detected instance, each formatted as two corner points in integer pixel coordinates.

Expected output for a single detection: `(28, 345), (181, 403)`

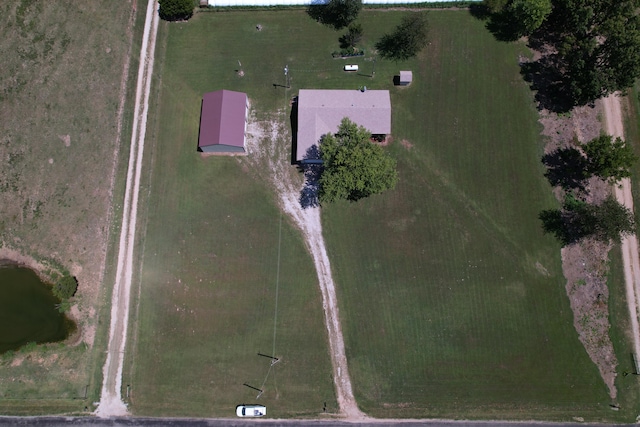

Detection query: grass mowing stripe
(323, 10), (628, 420)
(273, 213), (282, 359)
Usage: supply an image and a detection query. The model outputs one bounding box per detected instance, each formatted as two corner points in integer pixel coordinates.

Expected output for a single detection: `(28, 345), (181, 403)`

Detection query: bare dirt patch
(400, 138), (414, 150)
(242, 110), (367, 419)
(58, 135), (71, 147)
(538, 101), (619, 400)
(562, 240), (618, 398)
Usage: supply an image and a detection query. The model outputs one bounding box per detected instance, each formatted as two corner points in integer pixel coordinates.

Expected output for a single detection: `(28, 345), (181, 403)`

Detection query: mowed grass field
(0, 1), (137, 414)
(126, 8), (638, 420)
(124, 11), (339, 418)
(322, 11), (639, 421)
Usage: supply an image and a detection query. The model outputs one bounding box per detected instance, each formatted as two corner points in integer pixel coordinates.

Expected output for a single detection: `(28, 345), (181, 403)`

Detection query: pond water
(0, 265), (74, 353)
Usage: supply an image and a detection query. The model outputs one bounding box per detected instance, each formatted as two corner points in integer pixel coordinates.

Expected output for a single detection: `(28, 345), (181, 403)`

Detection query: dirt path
(96, 0), (159, 417)
(602, 94), (640, 372)
(244, 119), (367, 420)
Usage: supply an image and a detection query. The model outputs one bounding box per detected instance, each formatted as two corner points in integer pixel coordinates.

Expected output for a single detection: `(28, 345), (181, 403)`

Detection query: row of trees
(312, 0), (429, 61)
(484, 0), (640, 107)
(540, 135), (637, 245)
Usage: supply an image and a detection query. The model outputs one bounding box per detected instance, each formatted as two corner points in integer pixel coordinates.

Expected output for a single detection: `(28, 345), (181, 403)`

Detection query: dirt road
(96, 0), (159, 417)
(244, 120), (366, 419)
(602, 94), (640, 372)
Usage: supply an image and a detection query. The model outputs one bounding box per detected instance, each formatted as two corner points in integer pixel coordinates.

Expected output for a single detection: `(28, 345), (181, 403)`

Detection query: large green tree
(310, 0), (362, 29)
(159, 0), (194, 21)
(583, 134), (638, 183)
(548, 0), (640, 104)
(339, 23), (363, 50)
(332, 0), (362, 29)
(506, 0), (552, 37)
(540, 193), (635, 244)
(376, 12), (429, 61)
(483, 0), (509, 13)
(319, 118), (398, 203)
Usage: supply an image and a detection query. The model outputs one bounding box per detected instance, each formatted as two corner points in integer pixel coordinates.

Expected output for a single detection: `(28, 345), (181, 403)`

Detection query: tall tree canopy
(583, 134), (638, 183)
(309, 0), (362, 30)
(319, 118), (398, 203)
(339, 23), (364, 50)
(505, 0), (552, 37)
(548, 0), (640, 104)
(376, 12), (429, 61)
(159, 0), (194, 21)
(540, 193), (635, 244)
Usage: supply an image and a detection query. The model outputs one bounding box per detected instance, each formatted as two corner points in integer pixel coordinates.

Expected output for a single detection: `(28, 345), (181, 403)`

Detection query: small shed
(399, 71), (413, 86)
(198, 90), (248, 154)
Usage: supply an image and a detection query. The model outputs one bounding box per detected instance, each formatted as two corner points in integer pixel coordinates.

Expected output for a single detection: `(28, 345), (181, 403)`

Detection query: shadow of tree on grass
(299, 144), (323, 209)
(539, 208), (576, 246)
(520, 55), (574, 113)
(541, 147), (589, 191)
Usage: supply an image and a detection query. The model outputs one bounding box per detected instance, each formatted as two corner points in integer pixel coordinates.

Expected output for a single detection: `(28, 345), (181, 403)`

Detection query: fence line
(206, 0), (479, 7)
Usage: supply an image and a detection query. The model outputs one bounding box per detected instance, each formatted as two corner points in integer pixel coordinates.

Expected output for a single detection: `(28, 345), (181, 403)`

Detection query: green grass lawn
(321, 11), (638, 421)
(124, 11), (337, 418)
(126, 8), (638, 420)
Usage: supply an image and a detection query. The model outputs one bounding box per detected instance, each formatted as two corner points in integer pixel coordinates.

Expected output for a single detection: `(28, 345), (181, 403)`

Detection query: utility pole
(284, 64), (290, 88)
(371, 57), (376, 78)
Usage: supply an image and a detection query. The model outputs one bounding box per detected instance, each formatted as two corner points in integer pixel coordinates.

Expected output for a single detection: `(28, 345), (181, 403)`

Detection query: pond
(0, 265), (74, 354)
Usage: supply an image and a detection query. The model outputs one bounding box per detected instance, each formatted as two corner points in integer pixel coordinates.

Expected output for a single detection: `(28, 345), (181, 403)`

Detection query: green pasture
(126, 8), (639, 421)
(0, 1), (137, 414)
(124, 11), (337, 417)
(320, 11), (638, 421)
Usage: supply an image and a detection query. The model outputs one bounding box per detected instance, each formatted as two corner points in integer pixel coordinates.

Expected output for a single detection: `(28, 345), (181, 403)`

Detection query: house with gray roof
(198, 89), (248, 154)
(296, 89), (391, 162)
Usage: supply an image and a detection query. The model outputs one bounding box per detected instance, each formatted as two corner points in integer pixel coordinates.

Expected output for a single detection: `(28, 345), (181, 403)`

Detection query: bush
(332, 49), (364, 58)
(53, 273), (78, 301)
(159, 0), (195, 21)
(376, 12), (429, 61)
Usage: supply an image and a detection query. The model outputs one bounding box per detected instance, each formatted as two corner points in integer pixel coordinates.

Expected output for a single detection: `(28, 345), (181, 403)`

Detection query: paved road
(0, 417), (630, 427)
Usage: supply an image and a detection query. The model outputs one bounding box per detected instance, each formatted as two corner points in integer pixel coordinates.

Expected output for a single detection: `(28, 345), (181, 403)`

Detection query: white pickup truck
(236, 404), (266, 417)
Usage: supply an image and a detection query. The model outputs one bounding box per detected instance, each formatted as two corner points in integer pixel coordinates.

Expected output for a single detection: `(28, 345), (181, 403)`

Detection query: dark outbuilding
(198, 90), (249, 154)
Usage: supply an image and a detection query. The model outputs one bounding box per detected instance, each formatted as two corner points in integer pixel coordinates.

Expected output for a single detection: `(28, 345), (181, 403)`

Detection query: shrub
(159, 0), (195, 21)
(53, 273), (78, 301)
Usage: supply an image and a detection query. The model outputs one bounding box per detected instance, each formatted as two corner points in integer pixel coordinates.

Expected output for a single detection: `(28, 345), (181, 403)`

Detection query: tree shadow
(520, 54), (574, 113)
(468, 4), (491, 21)
(307, 0), (347, 30)
(485, 10), (521, 42)
(539, 209), (573, 245)
(299, 144), (323, 209)
(539, 208), (589, 246)
(541, 147), (589, 191)
(307, 3), (328, 25)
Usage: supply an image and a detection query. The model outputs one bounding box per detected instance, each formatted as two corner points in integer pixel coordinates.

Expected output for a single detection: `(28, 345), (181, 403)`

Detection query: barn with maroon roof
(198, 89), (249, 154)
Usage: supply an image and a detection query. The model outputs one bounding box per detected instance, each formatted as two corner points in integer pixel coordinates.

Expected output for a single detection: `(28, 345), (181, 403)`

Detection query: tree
(376, 12), (429, 61)
(159, 0), (194, 22)
(309, 0), (362, 30)
(588, 195), (636, 242)
(547, 0), (640, 104)
(583, 134), (638, 183)
(540, 193), (635, 245)
(483, 0), (509, 13)
(329, 0), (362, 29)
(53, 273), (78, 301)
(319, 118), (398, 203)
(339, 23), (363, 50)
(505, 0), (552, 37)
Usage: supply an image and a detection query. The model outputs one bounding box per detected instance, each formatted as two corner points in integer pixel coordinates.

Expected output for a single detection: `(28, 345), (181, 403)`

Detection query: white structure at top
(208, 0), (477, 6)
